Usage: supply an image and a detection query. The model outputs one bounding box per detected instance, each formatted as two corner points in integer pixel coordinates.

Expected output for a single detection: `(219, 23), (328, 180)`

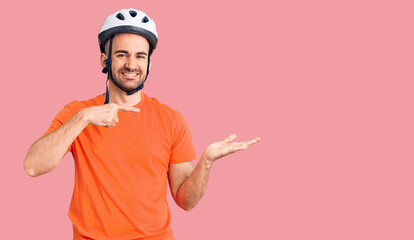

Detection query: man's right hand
(80, 103), (140, 128)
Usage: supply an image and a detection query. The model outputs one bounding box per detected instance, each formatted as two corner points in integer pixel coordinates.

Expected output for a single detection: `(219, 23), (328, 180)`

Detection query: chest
(73, 110), (173, 173)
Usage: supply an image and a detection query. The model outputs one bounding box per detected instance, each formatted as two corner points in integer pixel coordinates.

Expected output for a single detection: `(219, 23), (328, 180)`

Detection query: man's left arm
(168, 134), (260, 211)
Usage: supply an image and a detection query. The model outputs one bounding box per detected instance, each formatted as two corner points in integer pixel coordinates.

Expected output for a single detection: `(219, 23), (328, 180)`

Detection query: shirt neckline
(98, 92), (145, 109)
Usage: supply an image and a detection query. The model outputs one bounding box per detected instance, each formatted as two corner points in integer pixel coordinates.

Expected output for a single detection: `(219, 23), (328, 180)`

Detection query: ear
(100, 53), (108, 68)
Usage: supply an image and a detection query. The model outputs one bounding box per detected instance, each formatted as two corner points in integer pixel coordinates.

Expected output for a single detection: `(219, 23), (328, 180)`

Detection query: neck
(106, 80), (142, 106)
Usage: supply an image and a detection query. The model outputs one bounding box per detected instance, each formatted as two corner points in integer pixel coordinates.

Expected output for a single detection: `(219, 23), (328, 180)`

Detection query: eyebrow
(114, 50), (147, 56)
(114, 50), (128, 54)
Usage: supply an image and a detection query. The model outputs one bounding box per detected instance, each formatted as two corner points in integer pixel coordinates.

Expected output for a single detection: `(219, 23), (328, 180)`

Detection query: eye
(116, 54), (126, 57)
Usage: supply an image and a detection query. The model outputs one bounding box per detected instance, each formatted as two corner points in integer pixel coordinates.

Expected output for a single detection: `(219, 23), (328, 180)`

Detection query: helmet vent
(129, 10), (137, 17)
(142, 16), (149, 23)
(116, 13), (125, 20)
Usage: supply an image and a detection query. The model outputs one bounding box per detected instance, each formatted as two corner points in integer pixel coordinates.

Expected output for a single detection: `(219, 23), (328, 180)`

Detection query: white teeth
(123, 73), (138, 76)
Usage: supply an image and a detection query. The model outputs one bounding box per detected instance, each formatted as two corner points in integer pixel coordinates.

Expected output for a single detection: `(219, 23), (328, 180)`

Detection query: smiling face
(101, 33), (151, 93)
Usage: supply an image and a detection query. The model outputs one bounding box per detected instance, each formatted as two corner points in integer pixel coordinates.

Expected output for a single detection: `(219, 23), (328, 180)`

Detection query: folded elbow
(174, 196), (194, 211)
(24, 165), (38, 177)
(177, 201), (196, 211)
(27, 171), (38, 178)
(181, 205), (194, 212)
(23, 158), (41, 178)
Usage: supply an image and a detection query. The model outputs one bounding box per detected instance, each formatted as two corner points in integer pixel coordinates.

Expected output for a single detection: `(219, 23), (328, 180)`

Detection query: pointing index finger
(117, 105), (140, 113)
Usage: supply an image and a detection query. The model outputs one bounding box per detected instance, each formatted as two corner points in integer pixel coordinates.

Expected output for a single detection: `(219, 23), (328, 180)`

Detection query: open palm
(202, 134), (261, 164)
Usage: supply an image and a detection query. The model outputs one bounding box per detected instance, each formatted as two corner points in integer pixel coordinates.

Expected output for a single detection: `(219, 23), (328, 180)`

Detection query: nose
(125, 56), (138, 71)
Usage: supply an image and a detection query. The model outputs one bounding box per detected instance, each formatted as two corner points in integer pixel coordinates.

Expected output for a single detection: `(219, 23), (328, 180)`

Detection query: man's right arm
(23, 103), (140, 177)
(23, 110), (89, 177)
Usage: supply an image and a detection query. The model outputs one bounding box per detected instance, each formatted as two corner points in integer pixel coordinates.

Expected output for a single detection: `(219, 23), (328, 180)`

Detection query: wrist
(76, 108), (91, 126)
(201, 154), (214, 168)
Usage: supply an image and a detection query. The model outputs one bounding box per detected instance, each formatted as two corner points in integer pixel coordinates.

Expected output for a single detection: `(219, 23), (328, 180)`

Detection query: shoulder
(63, 94), (104, 114)
(143, 93), (185, 121)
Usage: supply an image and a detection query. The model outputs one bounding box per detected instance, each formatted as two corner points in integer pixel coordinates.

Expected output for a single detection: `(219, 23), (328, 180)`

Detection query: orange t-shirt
(43, 93), (196, 240)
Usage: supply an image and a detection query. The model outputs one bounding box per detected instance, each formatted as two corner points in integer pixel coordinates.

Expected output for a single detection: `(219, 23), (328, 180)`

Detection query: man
(24, 8), (260, 240)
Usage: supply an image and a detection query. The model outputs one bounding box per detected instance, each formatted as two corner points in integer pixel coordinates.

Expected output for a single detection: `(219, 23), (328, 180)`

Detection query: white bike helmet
(98, 8), (158, 103)
(98, 8), (158, 53)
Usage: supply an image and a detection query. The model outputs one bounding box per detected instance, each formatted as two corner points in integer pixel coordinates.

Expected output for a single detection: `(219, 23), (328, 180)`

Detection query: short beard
(111, 70), (146, 93)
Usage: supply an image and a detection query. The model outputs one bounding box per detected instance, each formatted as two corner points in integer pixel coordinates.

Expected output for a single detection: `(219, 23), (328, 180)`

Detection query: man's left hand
(202, 134), (261, 165)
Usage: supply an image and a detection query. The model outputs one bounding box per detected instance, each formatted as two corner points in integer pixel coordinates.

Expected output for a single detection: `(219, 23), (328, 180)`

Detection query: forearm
(24, 110), (88, 177)
(175, 156), (213, 211)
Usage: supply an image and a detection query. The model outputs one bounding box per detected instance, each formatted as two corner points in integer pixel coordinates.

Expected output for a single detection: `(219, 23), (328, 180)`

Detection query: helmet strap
(104, 35), (114, 104)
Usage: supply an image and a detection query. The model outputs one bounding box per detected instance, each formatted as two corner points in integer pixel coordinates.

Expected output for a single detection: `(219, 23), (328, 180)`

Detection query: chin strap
(103, 35), (114, 104)
(102, 36), (153, 104)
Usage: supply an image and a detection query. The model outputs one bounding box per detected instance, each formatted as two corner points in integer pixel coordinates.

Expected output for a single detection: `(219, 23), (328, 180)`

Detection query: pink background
(1, 0), (413, 239)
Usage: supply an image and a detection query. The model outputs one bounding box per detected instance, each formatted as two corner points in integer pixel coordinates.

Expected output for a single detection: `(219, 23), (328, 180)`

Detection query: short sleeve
(41, 101), (79, 154)
(169, 111), (196, 164)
